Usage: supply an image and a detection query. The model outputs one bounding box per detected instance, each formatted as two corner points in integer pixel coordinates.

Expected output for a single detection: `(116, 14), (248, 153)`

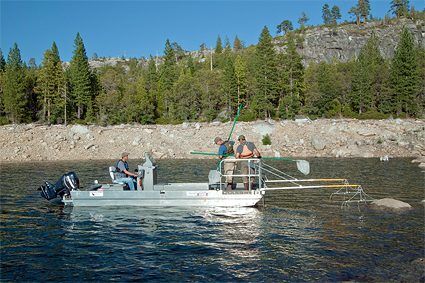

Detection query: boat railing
(218, 158), (263, 191)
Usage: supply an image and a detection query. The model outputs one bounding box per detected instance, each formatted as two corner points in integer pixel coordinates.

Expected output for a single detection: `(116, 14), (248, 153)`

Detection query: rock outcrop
(274, 18), (425, 65)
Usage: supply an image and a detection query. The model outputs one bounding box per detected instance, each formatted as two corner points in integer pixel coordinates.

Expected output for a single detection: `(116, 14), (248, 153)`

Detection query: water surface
(1, 158), (424, 281)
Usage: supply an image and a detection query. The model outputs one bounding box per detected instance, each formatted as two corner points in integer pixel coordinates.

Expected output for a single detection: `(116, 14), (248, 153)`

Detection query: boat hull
(64, 183), (264, 207)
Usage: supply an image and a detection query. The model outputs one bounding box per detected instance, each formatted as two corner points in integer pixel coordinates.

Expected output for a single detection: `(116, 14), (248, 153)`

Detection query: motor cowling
(40, 171), (80, 201)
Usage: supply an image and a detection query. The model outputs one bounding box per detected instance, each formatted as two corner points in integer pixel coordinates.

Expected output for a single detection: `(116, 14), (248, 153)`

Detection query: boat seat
(109, 166), (125, 184)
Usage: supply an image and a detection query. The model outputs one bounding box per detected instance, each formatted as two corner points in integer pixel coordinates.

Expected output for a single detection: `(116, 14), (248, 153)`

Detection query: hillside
(86, 18), (425, 69)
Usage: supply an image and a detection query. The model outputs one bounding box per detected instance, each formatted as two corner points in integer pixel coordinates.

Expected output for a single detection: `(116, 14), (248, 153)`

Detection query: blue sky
(1, 0), (424, 64)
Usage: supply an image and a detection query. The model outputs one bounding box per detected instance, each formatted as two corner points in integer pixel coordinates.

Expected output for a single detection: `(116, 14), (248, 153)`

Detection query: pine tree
(349, 6), (361, 25)
(276, 20), (293, 35)
(350, 34), (384, 114)
(330, 6), (341, 25)
(233, 36), (243, 51)
(171, 70), (201, 121)
(322, 4), (332, 25)
(234, 55), (248, 106)
(37, 42), (66, 123)
(254, 26), (279, 118)
(222, 56), (238, 115)
(0, 50), (7, 71)
(359, 0), (371, 23)
(135, 75), (155, 124)
(416, 47), (425, 116)
(277, 34), (304, 119)
(215, 36), (223, 54)
(298, 12), (309, 29)
(158, 39), (177, 118)
(3, 43), (27, 123)
(390, 28), (420, 116)
(69, 33), (93, 120)
(0, 50), (6, 122)
(145, 57), (159, 119)
(304, 62), (342, 117)
(197, 69), (223, 121)
(390, 0), (410, 18)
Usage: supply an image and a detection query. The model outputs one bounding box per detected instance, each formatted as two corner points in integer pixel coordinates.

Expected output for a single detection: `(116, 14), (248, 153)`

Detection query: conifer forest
(0, 1), (424, 126)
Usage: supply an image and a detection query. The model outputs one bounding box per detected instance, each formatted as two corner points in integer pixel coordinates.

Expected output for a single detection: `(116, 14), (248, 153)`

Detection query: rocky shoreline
(1, 119), (424, 165)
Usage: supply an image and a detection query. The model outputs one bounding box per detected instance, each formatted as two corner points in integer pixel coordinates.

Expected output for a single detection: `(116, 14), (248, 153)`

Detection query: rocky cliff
(274, 18), (425, 65)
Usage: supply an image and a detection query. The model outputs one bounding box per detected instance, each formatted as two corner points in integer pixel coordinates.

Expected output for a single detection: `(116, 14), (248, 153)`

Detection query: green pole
(227, 104), (243, 141)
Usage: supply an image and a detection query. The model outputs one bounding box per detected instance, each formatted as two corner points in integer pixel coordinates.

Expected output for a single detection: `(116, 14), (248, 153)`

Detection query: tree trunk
(47, 99), (51, 123)
(43, 93), (47, 121)
(64, 87), (67, 126)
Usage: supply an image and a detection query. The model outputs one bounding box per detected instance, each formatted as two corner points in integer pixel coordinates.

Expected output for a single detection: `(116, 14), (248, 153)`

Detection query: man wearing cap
(115, 152), (139, 191)
(235, 135), (261, 190)
(214, 137), (236, 190)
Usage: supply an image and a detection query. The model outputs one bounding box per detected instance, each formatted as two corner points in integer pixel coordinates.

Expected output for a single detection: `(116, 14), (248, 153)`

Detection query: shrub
(239, 110), (257, 122)
(262, 134), (272, 145)
(358, 111), (389, 120)
(0, 116), (9, 125)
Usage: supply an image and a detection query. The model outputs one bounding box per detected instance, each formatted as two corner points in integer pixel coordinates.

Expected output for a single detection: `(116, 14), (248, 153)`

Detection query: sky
(1, 0), (424, 64)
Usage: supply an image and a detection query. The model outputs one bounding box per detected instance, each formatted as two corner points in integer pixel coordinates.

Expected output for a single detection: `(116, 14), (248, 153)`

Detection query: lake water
(1, 158), (424, 281)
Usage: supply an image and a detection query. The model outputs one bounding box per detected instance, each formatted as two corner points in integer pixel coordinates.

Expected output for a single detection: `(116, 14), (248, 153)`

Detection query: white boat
(39, 154), (372, 208)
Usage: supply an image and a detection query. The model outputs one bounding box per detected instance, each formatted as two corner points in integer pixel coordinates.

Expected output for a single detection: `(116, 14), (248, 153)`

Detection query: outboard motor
(40, 172), (80, 201)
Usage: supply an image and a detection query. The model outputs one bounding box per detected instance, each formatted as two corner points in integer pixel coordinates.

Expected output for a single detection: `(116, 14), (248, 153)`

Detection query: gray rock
(311, 136), (326, 150)
(371, 198), (412, 211)
(253, 122), (274, 136)
(210, 121), (221, 126)
(71, 125), (89, 135)
(194, 123), (201, 130)
(357, 129), (376, 137)
(132, 137), (142, 146)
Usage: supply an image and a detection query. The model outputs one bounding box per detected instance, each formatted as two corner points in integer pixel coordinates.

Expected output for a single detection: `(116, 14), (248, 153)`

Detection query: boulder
(132, 137), (142, 146)
(311, 136), (326, 150)
(252, 122), (274, 136)
(411, 157), (425, 163)
(71, 125), (89, 135)
(371, 198), (412, 211)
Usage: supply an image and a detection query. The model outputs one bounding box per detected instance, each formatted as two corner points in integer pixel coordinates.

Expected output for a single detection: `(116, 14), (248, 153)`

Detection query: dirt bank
(1, 118), (424, 163)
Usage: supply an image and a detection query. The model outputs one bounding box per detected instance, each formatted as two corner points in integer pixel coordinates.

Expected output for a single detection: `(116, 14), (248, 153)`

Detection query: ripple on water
(0, 158), (424, 281)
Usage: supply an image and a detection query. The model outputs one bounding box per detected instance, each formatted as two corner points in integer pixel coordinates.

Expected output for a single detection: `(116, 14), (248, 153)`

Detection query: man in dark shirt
(214, 137), (236, 190)
(235, 135), (261, 190)
(115, 152), (139, 190)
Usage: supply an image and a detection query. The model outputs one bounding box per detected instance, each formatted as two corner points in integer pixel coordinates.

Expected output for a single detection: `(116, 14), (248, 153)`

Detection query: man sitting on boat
(115, 152), (140, 191)
(214, 136), (236, 190)
(235, 135), (261, 190)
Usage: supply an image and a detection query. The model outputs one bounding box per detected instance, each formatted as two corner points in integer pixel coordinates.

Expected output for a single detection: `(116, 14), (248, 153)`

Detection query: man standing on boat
(235, 135), (261, 190)
(214, 137), (236, 190)
(115, 152), (139, 191)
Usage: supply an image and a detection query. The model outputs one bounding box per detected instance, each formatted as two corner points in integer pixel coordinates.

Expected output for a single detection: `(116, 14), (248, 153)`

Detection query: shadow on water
(0, 158), (424, 281)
